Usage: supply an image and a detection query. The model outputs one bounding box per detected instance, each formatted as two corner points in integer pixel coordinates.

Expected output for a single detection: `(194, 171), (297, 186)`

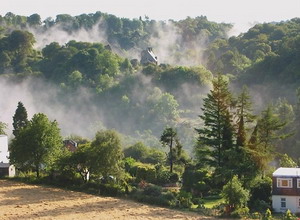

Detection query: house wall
(9, 165), (15, 177)
(272, 195), (300, 213)
(0, 135), (9, 163)
(272, 177), (300, 196)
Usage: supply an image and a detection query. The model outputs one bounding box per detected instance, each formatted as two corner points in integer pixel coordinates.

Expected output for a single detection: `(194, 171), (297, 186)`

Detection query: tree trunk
(170, 138), (173, 173)
(36, 165), (40, 178)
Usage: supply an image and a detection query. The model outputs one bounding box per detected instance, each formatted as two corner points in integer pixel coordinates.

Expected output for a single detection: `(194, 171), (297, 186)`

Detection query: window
(281, 198), (286, 208)
(297, 179), (300, 188)
(277, 178), (293, 188)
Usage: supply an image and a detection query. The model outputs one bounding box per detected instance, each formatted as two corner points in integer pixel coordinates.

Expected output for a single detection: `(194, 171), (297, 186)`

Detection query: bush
(176, 190), (193, 208)
(169, 172), (179, 183)
(249, 177), (272, 211)
(231, 207), (249, 218)
(250, 199), (271, 213)
(283, 209), (297, 220)
(221, 175), (250, 210)
(262, 208), (272, 220)
(156, 170), (172, 185)
(133, 163), (157, 183)
(143, 184), (162, 197)
(98, 183), (125, 196)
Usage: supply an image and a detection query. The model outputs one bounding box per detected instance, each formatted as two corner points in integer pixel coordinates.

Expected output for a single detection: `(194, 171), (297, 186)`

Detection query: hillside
(0, 12), (299, 155)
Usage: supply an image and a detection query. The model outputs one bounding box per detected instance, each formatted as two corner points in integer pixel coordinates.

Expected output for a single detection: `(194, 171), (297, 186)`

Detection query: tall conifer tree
(196, 74), (233, 168)
(12, 101), (29, 136)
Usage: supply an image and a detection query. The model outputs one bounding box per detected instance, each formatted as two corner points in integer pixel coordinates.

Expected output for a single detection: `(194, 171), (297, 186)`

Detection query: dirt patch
(0, 179), (211, 220)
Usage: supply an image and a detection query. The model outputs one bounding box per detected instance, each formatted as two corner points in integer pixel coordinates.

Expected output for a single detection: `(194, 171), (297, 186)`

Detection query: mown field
(0, 180), (212, 220)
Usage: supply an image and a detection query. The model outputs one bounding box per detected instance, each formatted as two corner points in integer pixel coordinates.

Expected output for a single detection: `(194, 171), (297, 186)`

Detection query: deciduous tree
(10, 113), (63, 177)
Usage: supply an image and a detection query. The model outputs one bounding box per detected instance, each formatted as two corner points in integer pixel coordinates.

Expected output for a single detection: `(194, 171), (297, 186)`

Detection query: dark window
(281, 198), (286, 208)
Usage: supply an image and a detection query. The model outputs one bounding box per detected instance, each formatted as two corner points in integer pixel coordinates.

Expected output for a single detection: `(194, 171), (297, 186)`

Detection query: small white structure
(140, 47), (158, 65)
(272, 167), (300, 213)
(0, 135), (9, 163)
(0, 135), (15, 177)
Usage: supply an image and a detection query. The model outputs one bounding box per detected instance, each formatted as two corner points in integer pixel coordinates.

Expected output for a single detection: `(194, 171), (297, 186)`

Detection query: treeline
(0, 12), (231, 53)
(205, 18), (300, 99)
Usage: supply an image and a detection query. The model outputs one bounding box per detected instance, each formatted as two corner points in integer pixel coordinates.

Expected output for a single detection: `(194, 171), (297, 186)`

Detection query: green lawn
(202, 196), (224, 208)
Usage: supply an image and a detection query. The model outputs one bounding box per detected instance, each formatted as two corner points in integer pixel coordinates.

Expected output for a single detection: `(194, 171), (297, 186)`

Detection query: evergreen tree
(248, 106), (286, 173)
(12, 101), (29, 136)
(230, 86), (258, 180)
(235, 86), (255, 148)
(196, 74), (233, 168)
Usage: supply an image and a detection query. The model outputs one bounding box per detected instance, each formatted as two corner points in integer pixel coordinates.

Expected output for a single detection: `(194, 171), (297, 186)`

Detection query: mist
(0, 77), (106, 139)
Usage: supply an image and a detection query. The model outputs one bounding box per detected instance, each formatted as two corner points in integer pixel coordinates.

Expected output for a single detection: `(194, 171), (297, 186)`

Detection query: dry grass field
(0, 179), (212, 220)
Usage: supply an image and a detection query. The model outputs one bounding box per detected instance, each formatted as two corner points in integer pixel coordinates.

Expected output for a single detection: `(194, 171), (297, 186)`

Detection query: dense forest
(0, 11), (300, 216)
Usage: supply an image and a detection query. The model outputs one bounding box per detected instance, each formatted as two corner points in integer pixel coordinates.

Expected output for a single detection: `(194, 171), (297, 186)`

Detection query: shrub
(231, 207), (249, 218)
(262, 208), (272, 220)
(134, 163), (157, 183)
(156, 170), (172, 185)
(143, 184), (162, 197)
(249, 177), (272, 211)
(221, 175), (250, 210)
(176, 190), (193, 208)
(283, 209), (297, 220)
(98, 183), (125, 196)
(169, 172), (179, 183)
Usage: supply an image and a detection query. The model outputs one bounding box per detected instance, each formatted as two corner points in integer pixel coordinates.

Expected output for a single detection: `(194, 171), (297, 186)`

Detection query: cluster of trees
(0, 12), (231, 53)
(6, 78), (300, 215)
(8, 101), (189, 188)
(205, 18), (300, 99)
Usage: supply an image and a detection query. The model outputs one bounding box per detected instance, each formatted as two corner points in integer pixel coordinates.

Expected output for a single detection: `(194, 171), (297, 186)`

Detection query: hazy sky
(1, 0), (300, 32)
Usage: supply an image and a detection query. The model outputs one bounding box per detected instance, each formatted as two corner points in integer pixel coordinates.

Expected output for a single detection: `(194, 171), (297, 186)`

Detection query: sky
(1, 0), (299, 32)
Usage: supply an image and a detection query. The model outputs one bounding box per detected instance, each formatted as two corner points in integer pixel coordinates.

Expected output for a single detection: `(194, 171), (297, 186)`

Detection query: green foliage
(0, 121), (7, 135)
(12, 101), (29, 136)
(196, 74), (236, 185)
(230, 207), (249, 218)
(123, 142), (166, 164)
(283, 209), (297, 220)
(248, 177), (272, 212)
(279, 154), (297, 167)
(262, 208), (272, 220)
(10, 113), (63, 177)
(182, 164), (211, 197)
(248, 105), (287, 172)
(221, 175), (250, 210)
(176, 190), (193, 208)
(89, 130), (124, 178)
(130, 162), (156, 183)
(160, 127), (183, 173)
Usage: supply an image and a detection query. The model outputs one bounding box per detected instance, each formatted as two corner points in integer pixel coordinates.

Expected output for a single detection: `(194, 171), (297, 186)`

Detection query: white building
(0, 135), (15, 177)
(272, 167), (300, 213)
(0, 135), (9, 163)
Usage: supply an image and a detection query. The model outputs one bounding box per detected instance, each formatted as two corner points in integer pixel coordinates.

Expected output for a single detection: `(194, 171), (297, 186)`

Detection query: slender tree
(235, 86), (255, 148)
(248, 106), (286, 173)
(12, 101), (29, 136)
(160, 127), (181, 173)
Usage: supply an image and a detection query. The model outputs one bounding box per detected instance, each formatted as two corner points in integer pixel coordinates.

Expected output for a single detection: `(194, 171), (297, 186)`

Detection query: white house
(0, 135), (9, 163)
(0, 135), (15, 177)
(272, 167), (300, 213)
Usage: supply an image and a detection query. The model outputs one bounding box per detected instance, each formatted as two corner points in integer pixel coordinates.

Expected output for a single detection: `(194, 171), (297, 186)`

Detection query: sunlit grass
(202, 196), (224, 209)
